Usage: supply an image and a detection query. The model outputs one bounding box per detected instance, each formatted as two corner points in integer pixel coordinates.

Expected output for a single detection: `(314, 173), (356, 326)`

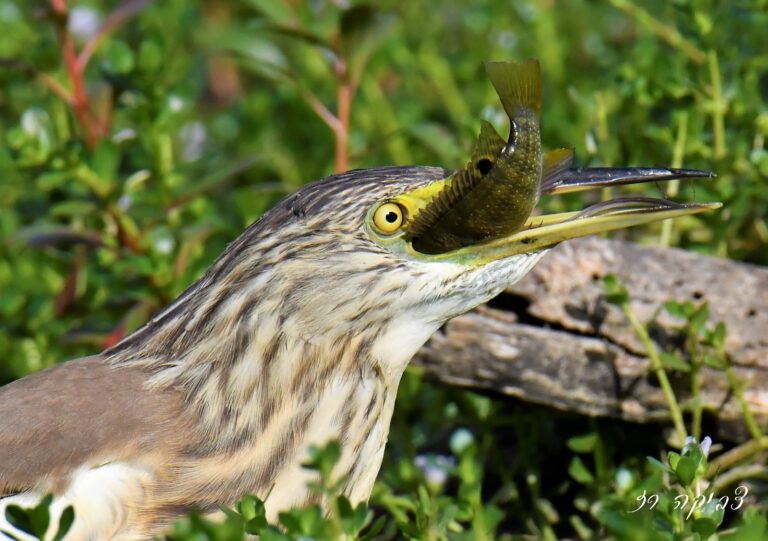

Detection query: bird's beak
(423, 167), (720, 263)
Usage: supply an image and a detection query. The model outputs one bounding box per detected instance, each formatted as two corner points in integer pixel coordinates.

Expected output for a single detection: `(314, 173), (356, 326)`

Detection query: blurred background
(1, 0), (766, 539)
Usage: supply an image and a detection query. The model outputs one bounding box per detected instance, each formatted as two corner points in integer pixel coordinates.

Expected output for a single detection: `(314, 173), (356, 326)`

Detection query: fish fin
(406, 122), (505, 239)
(540, 148), (575, 194)
(484, 60), (542, 115)
(472, 120), (506, 162)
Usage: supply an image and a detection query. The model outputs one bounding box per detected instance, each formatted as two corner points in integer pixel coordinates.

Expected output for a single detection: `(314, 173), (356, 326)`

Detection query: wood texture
(414, 237), (768, 441)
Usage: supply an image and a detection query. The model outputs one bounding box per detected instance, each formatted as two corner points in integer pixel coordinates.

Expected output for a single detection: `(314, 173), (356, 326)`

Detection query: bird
(0, 164), (716, 540)
(0, 62), (718, 540)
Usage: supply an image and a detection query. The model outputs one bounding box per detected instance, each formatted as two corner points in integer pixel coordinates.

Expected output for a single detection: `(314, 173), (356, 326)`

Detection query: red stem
(51, 0), (99, 148)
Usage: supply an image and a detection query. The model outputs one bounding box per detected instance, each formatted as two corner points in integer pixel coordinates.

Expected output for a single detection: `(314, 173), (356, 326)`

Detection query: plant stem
(51, 0), (98, 148)
(621, 302), (688, 445)
(711, 464), (768, 493)
(706, 436), (768, 478)
(722, 356), (763, 441)
(688, 332), (702, 441)
(77, 0), (154, 71)
(660, 112), (688, 246)
(608, 0), (706, 64)
(708, 50), (726, 160)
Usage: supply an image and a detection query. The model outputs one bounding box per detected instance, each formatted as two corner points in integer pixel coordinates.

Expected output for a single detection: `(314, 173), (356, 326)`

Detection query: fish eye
(372, 202), (405, 234)
(476, 158), (493, 175)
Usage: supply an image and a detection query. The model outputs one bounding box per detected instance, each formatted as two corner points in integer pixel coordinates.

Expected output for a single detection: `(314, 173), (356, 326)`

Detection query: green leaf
(50, 200), (98, 218)
(337, 495), (353, 519)
(603, 274), (629, 305)
(244, 515), (268, 534)
(278, 511), (301, 533)
(52, 506), (75, 541)
(711, 322), (727, 348)
(646, 456), (672, 474)
(567, 432), (598, 453)
(692, 517), (719, 538)
(568, 456), (595, 485)
(138, 40), (162, 71)
(703, 354), (725, 369)
(246, 0), (296, 25)
(689, 303), (710, 334)
(359, 515), (387, 541)
(697, 498), (725, 526)
(673, 454), (702, 487)
(236, 494), (265, 522)
(659, 352), (690, 372)
(103, 40), (135, 75)
(725, 507), (768, 540)
(667, 451), (681, 470)
(303, 440), (341, 479)
(5, 494), (53, 538)
(340, 4), (377, 51)
(664, 300), (687, 319)
(91, 140), (120, 188)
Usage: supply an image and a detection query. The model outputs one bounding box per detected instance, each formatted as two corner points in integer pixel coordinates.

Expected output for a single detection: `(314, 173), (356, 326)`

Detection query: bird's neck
(104, 252), (444, 515)
(108, 305), (438, 517)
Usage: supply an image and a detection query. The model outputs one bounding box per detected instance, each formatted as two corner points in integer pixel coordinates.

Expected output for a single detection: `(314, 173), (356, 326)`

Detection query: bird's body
(0, 61), (718, 541)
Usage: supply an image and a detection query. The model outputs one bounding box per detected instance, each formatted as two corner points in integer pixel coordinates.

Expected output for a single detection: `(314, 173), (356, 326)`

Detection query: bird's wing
(0, 356), (186, 495)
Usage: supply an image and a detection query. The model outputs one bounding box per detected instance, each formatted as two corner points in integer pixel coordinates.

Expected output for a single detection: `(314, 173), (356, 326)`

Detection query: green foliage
(1, 0), (767, 539)
(166, 441), (375, 540)
(1, 495), (73, 541)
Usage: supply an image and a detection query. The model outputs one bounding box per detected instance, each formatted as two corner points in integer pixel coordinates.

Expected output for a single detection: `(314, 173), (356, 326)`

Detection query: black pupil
(385, 211), (399, 223)
(477, 159), (493, 175)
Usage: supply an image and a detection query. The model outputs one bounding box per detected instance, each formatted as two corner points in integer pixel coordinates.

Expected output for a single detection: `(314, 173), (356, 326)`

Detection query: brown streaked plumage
(0, 67), (719, 541)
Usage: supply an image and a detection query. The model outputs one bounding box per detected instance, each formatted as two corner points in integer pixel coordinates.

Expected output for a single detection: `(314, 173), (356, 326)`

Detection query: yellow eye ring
(372, 203), (405, 234)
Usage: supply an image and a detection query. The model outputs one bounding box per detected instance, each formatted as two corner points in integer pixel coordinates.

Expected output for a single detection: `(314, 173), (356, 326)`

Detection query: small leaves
(659, 351), (690, 372)
(236, 495), (268, 534)
(691, 499), (725, 538)
(603, 274), (630, 305)
(3, 495), (74, 541)
(664, 300), (694, 319)
(568, 456), (596, 485)
(303, 440), (341, 480)
(669, 437), (709, 487)
(567, 432), (598, 453)
(102, 40), (136, 75)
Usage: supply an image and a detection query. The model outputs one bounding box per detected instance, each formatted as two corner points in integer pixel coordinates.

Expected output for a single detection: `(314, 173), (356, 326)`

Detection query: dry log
(414, 237), (768, 441)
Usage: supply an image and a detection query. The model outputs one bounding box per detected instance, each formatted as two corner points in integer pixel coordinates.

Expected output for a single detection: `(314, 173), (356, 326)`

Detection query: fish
(408, 59), (573, 254)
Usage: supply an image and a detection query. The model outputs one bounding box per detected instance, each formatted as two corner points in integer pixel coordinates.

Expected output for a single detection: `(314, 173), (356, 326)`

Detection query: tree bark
(413, 237), (768, 441)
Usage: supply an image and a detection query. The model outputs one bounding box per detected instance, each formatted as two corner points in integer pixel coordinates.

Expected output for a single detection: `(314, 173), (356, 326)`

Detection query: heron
(0, 64), (718, 540)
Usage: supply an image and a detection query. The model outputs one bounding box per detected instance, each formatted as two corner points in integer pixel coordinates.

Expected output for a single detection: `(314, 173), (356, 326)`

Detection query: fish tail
(484, 60), (542, 115)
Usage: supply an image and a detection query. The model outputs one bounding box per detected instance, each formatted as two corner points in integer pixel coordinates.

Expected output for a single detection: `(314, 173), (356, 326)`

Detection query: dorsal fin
(540, 148), (575, 194)
(472, 120), (506, 163)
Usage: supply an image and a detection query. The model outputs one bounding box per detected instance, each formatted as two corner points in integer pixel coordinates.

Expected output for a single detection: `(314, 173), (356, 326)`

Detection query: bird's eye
(372, 202), (405, 234)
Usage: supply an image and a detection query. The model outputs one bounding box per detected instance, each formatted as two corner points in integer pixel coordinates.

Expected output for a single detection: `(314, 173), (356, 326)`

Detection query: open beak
(433, 166), (720, 263)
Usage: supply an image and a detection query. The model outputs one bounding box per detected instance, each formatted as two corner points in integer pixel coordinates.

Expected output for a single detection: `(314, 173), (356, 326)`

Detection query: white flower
(415, 454), (455, 488)
(179, 122), (208, 162)
(68, 7), (102, 42)
(168, 95), (185, 113)
(683, 435), (713, 458)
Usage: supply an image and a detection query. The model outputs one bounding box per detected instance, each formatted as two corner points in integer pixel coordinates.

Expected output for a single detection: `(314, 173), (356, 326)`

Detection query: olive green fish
(409, 60), (572, 254)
